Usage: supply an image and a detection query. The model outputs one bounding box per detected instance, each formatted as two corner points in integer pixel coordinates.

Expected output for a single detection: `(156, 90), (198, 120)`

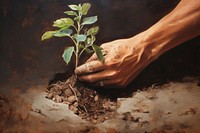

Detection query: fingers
(78, 71), (109, 83)
(78, 71), (123, 88)
(86, 54), (98, 63)
(75, 60), (105, 76)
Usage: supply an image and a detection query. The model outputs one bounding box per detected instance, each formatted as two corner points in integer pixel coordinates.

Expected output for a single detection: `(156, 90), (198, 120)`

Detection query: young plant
(41, 3), (103, 69)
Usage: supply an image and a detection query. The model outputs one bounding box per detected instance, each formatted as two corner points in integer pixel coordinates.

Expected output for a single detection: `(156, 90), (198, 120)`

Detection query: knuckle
(105, 59), (118, 67)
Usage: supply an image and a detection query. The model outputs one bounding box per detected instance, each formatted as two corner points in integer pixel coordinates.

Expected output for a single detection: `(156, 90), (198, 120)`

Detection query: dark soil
(46, 75), (117, 124)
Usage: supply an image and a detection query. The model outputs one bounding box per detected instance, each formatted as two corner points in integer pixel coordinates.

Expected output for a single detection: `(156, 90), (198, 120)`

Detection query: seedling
(41, 3), (103, 69)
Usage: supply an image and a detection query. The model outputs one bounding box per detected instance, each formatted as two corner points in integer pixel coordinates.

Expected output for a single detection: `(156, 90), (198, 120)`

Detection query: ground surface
(1, 77), (200, 133)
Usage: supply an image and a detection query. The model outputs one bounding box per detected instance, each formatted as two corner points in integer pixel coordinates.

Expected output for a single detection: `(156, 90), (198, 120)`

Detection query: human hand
(75, 34), (155, 88)
(76, 0), (200, 88)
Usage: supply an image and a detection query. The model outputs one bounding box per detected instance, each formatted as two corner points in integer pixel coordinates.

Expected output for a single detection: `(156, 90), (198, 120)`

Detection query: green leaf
(75, 34), (86, 42)
(85, 48), (94, 53)
(79, 44), (84, 49)
(86, 37), (92, 45)
(91, 35), (96, 43)
(64, 11), (77, 16)
(87, 26), (99, 35)
(62, 46), (74, 65)
(68, 5), (79, 11)
(92, 44), (103, 61)
(82, 16), (97, 25)
(74, 16), (80, 21)
(41, 31), (56, 41)
(53, 18), (74, 28)
(54, 29), (73, 37)
(81, 3), (91, 15)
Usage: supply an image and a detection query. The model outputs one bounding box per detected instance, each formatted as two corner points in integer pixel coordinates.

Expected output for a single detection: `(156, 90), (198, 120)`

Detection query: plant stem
(74, 12), (82, 69)
(69, 36), (79, 69)
(69, 36), (77, 45)
(79, 46), (88, 58)
(75, 52), (79, 69)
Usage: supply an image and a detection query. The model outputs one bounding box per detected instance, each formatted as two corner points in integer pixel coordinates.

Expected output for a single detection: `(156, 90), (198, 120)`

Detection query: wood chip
(94, 95), (99, 101)
(68, 95), (76, 103)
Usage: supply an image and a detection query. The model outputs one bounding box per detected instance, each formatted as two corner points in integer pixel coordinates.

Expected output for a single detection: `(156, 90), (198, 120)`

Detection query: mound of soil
(46, 75), (117, 124)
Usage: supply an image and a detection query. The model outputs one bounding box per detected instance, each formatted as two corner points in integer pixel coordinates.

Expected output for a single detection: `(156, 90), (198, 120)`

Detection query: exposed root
(69, 84), (78, 102)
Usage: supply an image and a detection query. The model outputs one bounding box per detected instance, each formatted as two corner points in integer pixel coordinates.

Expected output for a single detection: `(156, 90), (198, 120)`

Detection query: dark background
(0, 0), (199, 92)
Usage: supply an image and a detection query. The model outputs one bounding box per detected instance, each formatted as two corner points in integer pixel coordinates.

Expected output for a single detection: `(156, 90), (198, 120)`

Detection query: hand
(75, 34), (155, 88)
(76, 0), (200, 88)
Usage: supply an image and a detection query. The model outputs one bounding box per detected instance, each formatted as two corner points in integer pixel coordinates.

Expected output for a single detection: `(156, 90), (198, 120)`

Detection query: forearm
(141, 0), (200, 60)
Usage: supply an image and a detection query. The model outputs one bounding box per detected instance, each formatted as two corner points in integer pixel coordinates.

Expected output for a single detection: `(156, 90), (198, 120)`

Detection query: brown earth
(46, 75), (117, 124)
(1, 77), (200, 133)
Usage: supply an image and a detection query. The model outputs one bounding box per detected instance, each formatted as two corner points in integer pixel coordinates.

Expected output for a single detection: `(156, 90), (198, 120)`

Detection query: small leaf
(87, 26), (99, 35)
(79, 44), (84, 49)
(85, 48), (94, 53)
(62, 46), (74, 65)
(82, 16), (97, 25)
(86, 37), (92, 45)
(81, 3), (91, 15)
(92, 44), (103, 61)
(68, 5), (79, 11)
(53, 18), (74, 28)
(75, 34), (86, 42)
(74, 16), (80, 21)
(78, 4), (82, 11)
(64, 11), (77, 16)
(91, 35), (96, 43)
(54, 29), (73, 37)
(41, 31), (56, 41)
(60, 26), (70, 30)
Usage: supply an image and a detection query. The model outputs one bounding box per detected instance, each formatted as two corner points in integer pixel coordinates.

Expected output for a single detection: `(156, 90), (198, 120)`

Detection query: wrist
(129, 30), (167, 63)
(122, 34), (153, 68)
(137, 23), (174, 62)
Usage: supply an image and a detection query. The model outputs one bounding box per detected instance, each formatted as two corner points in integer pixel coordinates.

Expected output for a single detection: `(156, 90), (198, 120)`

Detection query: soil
(46, 75), (117, 124)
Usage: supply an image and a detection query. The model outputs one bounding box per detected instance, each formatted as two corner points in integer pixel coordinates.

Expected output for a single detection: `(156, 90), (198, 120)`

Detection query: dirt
(46, 75), (117, 124)
(1, 76), (200, 132)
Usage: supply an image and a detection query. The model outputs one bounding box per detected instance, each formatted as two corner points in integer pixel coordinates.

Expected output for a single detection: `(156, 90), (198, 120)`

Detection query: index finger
(75, 60), (105, 76)
(86, 54), (98, 63)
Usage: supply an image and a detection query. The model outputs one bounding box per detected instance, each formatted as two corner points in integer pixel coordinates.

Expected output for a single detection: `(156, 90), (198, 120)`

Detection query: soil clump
(46, 75), (117, 124)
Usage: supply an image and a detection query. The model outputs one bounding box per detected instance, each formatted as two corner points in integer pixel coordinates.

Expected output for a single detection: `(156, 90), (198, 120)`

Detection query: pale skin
(75, 0), (200, 88)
